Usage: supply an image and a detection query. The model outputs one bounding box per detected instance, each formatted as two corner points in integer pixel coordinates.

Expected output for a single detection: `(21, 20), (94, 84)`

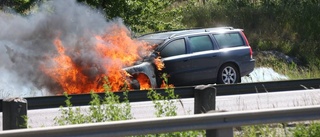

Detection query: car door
(185, 35), (221, 85)
(159, 38), (194, 86)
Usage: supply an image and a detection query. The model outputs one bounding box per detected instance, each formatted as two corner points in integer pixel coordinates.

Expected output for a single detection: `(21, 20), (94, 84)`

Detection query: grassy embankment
(181, 0), (320, 80)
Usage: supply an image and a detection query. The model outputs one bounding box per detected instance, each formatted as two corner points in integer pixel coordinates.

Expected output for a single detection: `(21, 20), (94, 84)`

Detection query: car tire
(217, 63), (240, 84)
(130, 79), (140, 89)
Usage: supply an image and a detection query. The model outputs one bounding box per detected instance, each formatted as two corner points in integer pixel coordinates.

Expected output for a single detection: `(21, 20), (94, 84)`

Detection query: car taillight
(249, 46), (253, 59)
(240, 31), (253, 59)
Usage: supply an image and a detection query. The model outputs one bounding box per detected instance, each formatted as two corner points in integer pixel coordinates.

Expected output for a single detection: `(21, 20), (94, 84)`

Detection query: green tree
(1, 0), (185, 34)
(77, 0), (184, 33)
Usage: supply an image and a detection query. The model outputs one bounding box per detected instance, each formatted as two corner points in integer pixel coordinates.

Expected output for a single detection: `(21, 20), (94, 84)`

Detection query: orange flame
(160, 81), (174, 89)
(94, 27), (147, 91)
(135, 73), (151, 90)
(154, 56), (175, 89)
(154, 56), (165, 71)
(41, 38), (103, 94)
(40, 25), (151, 94)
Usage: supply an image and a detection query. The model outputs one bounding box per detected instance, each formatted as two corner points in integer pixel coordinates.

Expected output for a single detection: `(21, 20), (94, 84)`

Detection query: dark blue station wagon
(125, 27), (255, 88)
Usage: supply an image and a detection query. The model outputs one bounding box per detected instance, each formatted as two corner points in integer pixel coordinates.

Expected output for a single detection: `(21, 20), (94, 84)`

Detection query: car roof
(137, 27), (241, 41)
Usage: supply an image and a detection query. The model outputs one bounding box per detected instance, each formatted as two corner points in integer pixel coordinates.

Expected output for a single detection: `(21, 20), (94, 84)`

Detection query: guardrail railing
(1, 105), (320, 137)
(1, 78), (320, 133)
(1, 78), (320, 112)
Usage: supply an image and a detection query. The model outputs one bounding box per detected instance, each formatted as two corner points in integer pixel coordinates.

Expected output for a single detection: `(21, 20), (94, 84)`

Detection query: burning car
(125, 27), (255, 89)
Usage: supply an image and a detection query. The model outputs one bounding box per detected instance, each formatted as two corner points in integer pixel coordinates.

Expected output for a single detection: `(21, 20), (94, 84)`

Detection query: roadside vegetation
(2, 0), (320, 136)
(54, 75), (320, 137)
(254, 52), (320, 79)
(54, 75), (205, 136)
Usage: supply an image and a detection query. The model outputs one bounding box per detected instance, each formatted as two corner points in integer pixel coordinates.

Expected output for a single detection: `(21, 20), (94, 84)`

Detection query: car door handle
(183, 59), (189, 62)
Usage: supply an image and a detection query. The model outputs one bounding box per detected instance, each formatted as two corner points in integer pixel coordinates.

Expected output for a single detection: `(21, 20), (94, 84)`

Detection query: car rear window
(189, 35), (214, 53)
(213, 33), (245, 48)
(160, 39), (186, 57)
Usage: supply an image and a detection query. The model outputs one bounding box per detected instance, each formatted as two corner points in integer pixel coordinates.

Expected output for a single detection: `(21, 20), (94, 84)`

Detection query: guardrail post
(194, 85), (216, 114)
(2, 97), (28, 130)
(194, 85), (233, 137)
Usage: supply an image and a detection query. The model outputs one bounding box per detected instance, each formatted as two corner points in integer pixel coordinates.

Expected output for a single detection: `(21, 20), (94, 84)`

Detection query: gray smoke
(0, 0), (138, 98)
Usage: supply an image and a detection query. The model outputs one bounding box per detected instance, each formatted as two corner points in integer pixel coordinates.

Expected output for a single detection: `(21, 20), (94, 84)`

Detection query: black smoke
(0, 0), (136, 98)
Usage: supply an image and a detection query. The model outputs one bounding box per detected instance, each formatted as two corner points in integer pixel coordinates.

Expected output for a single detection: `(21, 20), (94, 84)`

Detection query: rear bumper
(240, 59), (255, 77)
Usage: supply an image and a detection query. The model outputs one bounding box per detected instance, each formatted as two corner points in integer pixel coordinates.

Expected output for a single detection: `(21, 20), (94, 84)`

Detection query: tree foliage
(0, 0), (39, 14)
(76, 0), (184, 33)
(0, 0), (184, 33)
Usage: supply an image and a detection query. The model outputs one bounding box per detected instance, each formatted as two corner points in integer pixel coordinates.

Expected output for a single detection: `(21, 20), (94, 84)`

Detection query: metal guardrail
(1, 79), (320, 135)
(1, 105), (320, 137)
(1, 78), (320, 112)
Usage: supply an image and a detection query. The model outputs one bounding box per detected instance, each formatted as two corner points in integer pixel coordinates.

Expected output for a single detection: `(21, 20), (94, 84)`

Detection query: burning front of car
(39, 26), (157, 93)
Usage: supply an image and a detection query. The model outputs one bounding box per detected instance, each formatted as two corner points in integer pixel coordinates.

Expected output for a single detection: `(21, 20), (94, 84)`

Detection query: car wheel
(130, 79), (140, 89)
(217, 64), (240, 84)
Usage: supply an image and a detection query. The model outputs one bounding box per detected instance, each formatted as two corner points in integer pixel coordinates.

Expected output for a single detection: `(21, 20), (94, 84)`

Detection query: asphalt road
(1, 89), (319, 131)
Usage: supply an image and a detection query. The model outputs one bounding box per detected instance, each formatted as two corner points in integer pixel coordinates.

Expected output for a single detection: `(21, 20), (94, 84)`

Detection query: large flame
(47, 38), (103, 94)
(40, 25), (152, 94)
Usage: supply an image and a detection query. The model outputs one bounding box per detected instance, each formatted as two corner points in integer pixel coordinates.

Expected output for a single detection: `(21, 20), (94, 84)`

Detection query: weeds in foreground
(147, 73), (178, 117)
(54, 77), (133, 125)
(146, 73), (205, 136)
(235, 123), (290, 137)
(54, 75), (204, 136)
(292, 122), (320, 137)
(50, 73), (320, 137)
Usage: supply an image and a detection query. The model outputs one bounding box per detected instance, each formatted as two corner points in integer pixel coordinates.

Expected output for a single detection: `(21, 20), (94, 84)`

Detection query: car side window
(160, 39), (186, 57)
(189, 35), (214, 53)
(213, 33), (245, 48)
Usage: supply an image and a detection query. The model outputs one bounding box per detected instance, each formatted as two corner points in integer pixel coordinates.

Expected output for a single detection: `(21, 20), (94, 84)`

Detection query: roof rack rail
(205, 27), (234, 32)
(138, 27), (203, 38)
(138, 26), (235, 39)
(169, 34), (177, 39)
